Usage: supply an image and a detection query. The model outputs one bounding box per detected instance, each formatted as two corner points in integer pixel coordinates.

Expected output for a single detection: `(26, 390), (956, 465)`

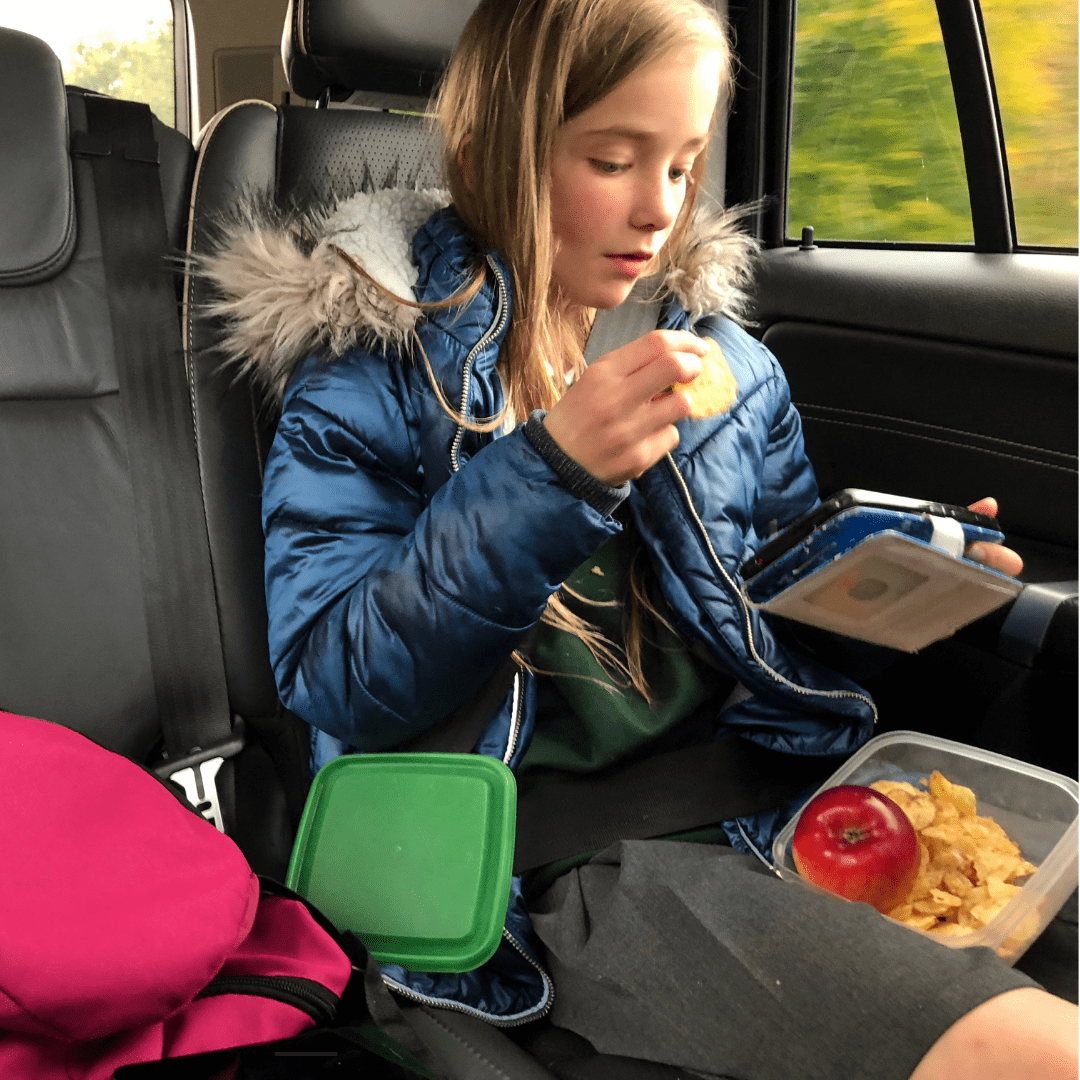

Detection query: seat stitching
(800, 415), (1078, 474)
(795, 402), (1076, 461)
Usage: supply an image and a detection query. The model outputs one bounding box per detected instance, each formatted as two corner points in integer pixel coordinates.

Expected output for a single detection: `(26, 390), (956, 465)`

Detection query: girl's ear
(458, 136), (475, 192)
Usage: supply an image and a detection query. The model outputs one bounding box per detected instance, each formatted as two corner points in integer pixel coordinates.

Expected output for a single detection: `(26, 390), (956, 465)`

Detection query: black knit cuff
(522, 410), (630, 516)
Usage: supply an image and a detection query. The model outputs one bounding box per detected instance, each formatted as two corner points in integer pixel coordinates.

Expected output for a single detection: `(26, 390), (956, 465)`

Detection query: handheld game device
(740, 490), (1023, 652)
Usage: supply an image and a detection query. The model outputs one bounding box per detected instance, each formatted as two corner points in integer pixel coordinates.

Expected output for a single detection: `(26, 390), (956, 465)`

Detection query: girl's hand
(965, 497), (1024, 577)
(542, 330), (707, 486)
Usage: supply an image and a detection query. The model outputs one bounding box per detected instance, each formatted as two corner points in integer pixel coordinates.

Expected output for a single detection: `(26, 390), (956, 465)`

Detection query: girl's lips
(605, 253), (651, 277)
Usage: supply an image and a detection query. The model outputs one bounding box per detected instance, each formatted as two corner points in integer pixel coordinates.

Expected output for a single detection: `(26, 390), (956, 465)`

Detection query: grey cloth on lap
(530, 840), (1034, 1080)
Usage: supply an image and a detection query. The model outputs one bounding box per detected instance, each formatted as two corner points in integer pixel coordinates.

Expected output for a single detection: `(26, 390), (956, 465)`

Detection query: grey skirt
(530, 840), (1034, 1080)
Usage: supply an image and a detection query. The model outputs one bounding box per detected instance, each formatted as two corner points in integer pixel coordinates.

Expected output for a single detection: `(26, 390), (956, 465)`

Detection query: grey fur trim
(661, 202), (761, 324)
(192, 188), (450, 408)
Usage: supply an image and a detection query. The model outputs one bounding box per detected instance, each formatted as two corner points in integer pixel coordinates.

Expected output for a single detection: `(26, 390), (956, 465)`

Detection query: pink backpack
(0, 710), (353, 1079)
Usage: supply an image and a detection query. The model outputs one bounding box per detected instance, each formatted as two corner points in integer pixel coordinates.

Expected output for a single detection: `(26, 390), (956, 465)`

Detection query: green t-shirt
(519, 521), (724, 778)
(516, 513), (736, 892)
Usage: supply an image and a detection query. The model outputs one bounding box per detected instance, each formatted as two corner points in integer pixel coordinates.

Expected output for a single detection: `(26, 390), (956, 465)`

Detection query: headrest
(0, 28), (76, 285)
(282, 0), (478, 101)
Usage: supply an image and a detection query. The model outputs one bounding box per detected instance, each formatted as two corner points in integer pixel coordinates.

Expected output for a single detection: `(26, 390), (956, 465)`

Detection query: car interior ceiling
(0, 0), (1076, 1075)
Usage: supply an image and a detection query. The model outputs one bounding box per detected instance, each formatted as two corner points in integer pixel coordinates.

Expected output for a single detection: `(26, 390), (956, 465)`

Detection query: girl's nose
(631, 170), (683, 233)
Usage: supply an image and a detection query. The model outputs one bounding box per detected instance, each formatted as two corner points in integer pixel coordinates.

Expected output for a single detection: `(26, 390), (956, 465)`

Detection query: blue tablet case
(743, 507), (1022, 652)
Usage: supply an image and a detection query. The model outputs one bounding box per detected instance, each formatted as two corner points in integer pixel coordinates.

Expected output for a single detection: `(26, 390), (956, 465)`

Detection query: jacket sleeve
(262, 354), (621, 751)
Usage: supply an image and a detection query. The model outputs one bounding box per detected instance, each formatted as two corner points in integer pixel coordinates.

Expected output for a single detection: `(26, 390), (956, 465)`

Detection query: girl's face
(549, 43), (723, 310)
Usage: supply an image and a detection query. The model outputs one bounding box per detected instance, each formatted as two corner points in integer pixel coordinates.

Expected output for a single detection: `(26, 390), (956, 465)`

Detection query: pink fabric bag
(0, 710), (353, 1078)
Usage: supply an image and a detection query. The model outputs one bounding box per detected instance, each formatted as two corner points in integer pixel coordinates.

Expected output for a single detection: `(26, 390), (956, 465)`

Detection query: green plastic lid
(286, 753), (517, 973)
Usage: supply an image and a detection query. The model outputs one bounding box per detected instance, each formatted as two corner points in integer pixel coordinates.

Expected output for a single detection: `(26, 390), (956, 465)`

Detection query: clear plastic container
(772, 731), (1078, 963)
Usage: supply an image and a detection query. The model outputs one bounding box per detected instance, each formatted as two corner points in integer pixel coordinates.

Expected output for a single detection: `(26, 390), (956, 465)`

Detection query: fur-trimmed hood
(195, 187), (759, 408)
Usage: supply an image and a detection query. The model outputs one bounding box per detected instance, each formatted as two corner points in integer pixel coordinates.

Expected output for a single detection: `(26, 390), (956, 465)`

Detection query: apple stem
(843, 826), (867, 845)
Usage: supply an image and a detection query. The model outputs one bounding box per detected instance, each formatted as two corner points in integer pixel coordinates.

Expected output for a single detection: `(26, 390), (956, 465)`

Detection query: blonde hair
(436, 0), (732, 422)
(432, 0), (733, 700)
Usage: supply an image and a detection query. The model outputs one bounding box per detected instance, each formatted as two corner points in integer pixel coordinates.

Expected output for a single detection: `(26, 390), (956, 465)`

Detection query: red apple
(791, 784), (920, 914)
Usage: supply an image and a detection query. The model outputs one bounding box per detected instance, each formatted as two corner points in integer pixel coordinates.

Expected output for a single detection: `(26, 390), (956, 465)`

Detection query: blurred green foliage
(981, 0), (1078, 247)
(790, 0), (1077, 247)
(64, 21), (174, 128)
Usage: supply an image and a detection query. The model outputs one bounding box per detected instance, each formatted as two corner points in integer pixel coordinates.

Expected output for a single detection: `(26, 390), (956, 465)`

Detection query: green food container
(286, 753), (517, 973)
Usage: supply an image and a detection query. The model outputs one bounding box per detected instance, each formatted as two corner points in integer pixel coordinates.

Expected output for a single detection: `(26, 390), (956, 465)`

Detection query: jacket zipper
(196, 974), (339, 1024)
(450, 255), (510, 473)
(664, 453), (878, 723)
(442, 256), (521, 765)
(383, 927), (554, 1028)
(431, 261), (546, 1026)
(502, 670), (523, 765)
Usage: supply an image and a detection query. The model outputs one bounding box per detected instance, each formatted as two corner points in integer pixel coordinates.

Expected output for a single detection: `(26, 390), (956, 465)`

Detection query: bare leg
(909, 988), (1078, 1080)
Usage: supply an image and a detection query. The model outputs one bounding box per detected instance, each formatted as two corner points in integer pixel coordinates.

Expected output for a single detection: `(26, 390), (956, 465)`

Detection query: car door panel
(751, 249), (1078, 583)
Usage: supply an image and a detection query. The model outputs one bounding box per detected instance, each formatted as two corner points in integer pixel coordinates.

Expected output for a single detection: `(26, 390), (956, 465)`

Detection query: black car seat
(0, 23), (549, 1080)
(0, 27), (189, 751)
(0, 26), (304, 880)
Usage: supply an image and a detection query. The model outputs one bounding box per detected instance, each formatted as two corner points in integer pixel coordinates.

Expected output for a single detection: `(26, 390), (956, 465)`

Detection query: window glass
(980, 0), (1078, 248)
(789, 0), (972, 244)
(0, 0), (175, 127)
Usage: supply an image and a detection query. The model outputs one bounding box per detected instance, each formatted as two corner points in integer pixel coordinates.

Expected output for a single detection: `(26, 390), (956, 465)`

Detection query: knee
(909, 987), (1078, 1080)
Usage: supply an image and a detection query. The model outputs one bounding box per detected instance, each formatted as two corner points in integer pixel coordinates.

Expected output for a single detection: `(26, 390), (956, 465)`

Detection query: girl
(205, 0), (1074, 1076)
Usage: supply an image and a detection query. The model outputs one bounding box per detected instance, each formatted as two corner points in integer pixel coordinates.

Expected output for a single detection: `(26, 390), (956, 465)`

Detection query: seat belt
(403, 651), (522, 754)
(513, 738), (834, 873)
(583, 277), (665, 365)
(73, 95), (240, 831)
(403, 626), (538, 755)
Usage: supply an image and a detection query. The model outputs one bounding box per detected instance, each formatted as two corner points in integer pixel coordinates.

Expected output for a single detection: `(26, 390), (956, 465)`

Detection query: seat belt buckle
(154, 719), (245, 832)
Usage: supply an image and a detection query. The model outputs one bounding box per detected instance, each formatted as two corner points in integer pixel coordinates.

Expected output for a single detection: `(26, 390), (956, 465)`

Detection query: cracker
(674, 338), (738, 419)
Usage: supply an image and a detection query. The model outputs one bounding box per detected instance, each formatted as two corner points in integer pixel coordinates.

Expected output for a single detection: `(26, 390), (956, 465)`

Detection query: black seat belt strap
(403, 627), (537, 755)
(76, 94), (238, 830)
(513, 738), (835, 873)
(584, 278), (664, 364)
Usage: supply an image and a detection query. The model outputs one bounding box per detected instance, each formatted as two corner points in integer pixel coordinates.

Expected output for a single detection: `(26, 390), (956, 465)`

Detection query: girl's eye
(590, 159), (629, 175)
(669, 166), (691, 182)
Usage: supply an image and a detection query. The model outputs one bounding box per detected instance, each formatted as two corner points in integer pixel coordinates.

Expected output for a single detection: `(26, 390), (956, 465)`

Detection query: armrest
(998, 581), (1078, 668)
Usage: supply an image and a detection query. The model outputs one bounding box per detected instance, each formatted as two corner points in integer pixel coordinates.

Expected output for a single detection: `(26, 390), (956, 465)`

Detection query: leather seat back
(182, 6), (455, 727)
(0, 27), (195, 760)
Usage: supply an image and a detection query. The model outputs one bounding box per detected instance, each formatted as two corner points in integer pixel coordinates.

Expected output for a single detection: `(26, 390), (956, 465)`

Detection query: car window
(0, 0), (176, 127)
(979, 0), (1078, 248)
(788, 0), (972, 245)
(788, 0), (1078, 250)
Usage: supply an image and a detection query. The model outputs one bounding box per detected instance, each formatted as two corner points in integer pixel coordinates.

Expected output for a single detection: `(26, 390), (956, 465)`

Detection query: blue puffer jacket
(221, 197), (877, 1025)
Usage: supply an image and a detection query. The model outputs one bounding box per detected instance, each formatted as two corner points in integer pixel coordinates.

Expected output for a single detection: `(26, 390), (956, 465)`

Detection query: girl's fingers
(604, 330), (707, 393)
(965, 498), (1021, 576)
(623, 348), (702, 406)
(966, 541), (1024, 578)
(644, 386), (694, 427)
(967, 496), (999, 518)
(542, 332), (706, 484)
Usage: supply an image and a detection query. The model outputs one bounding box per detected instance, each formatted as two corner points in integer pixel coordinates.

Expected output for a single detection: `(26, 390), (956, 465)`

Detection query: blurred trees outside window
(0, 2), (175, 127)
(980, 0), (1078, 247)
(789, 0), (971, 244)
(66, 21), (175, 128)
(789, 0), (1078, 248)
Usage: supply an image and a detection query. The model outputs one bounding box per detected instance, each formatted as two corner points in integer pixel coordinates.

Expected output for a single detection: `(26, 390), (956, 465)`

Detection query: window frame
(936, 0), (1012, 253)
(171, 0), (191, 136)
